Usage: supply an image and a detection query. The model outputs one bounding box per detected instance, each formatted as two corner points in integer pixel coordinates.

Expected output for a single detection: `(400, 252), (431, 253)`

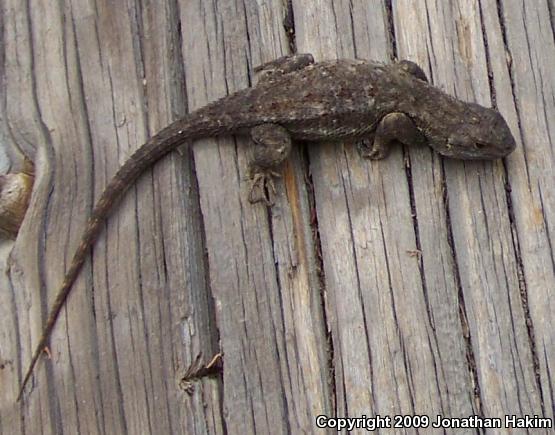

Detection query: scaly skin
(18, 55), (515, 400)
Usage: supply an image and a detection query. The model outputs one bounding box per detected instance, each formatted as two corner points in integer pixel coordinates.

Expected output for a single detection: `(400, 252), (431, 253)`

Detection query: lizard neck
(397, 79), (469, 150)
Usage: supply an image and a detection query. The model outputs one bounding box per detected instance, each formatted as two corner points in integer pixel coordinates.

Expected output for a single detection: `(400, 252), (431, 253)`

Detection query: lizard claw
(248, 170), (281, 205)
(357, 138), (388, 160)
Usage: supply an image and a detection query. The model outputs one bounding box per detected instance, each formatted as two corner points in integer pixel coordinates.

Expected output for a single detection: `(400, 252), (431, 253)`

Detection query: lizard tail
(17, 223), (99, 401)
(17, 115), (234, 401)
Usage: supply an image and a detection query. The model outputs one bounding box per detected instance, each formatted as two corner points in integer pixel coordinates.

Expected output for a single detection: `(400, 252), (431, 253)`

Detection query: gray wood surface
(1, 0), (553, 434)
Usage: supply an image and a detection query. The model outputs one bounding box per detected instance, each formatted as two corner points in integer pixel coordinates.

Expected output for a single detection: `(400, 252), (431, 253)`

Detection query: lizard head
(435, 104), (516, 160)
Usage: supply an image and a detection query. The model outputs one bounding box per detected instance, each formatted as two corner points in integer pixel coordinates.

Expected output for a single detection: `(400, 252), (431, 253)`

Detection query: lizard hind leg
(358, 112), (426, 160)
(396, 60), (429, 82)
(254, 53), (314, 82)
(248, 124), (292, 205)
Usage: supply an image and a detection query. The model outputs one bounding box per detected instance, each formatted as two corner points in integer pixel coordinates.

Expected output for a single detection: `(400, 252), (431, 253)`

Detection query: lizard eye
(475, 142), (487, 149)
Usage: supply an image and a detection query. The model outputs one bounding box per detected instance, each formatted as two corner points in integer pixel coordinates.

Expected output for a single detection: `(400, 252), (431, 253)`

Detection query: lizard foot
(248, 170), (282, 205)
(254, 53), (314, 82)
(358, 112), (426, 160)
(357, 138), (388, 160)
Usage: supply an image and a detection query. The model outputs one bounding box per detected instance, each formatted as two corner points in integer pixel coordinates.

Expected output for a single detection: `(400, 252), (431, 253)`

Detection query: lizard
(17, 54), (516, 400)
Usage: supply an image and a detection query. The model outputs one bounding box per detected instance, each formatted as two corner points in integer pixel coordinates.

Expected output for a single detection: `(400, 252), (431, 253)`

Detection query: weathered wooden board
(181, 1), (330, 433)
(1, 0), (553, 434)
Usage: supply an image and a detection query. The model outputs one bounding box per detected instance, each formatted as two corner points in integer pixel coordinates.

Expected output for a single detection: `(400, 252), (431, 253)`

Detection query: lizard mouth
(442, 148), (509, 160)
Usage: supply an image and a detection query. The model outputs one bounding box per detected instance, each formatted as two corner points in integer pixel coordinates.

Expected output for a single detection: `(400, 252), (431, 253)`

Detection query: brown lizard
(17, 54), (515, 400)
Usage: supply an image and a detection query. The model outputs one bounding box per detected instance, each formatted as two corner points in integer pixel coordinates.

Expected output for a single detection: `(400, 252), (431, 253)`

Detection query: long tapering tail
(17, 112), (237, 401)
(17, 220), (101, 401)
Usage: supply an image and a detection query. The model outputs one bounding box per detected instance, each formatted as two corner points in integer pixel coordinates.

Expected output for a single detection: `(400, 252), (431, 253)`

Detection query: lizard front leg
(254, 53), (314, 82)
(359, 112), (426, 159)
(248, 124), (292, 205)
